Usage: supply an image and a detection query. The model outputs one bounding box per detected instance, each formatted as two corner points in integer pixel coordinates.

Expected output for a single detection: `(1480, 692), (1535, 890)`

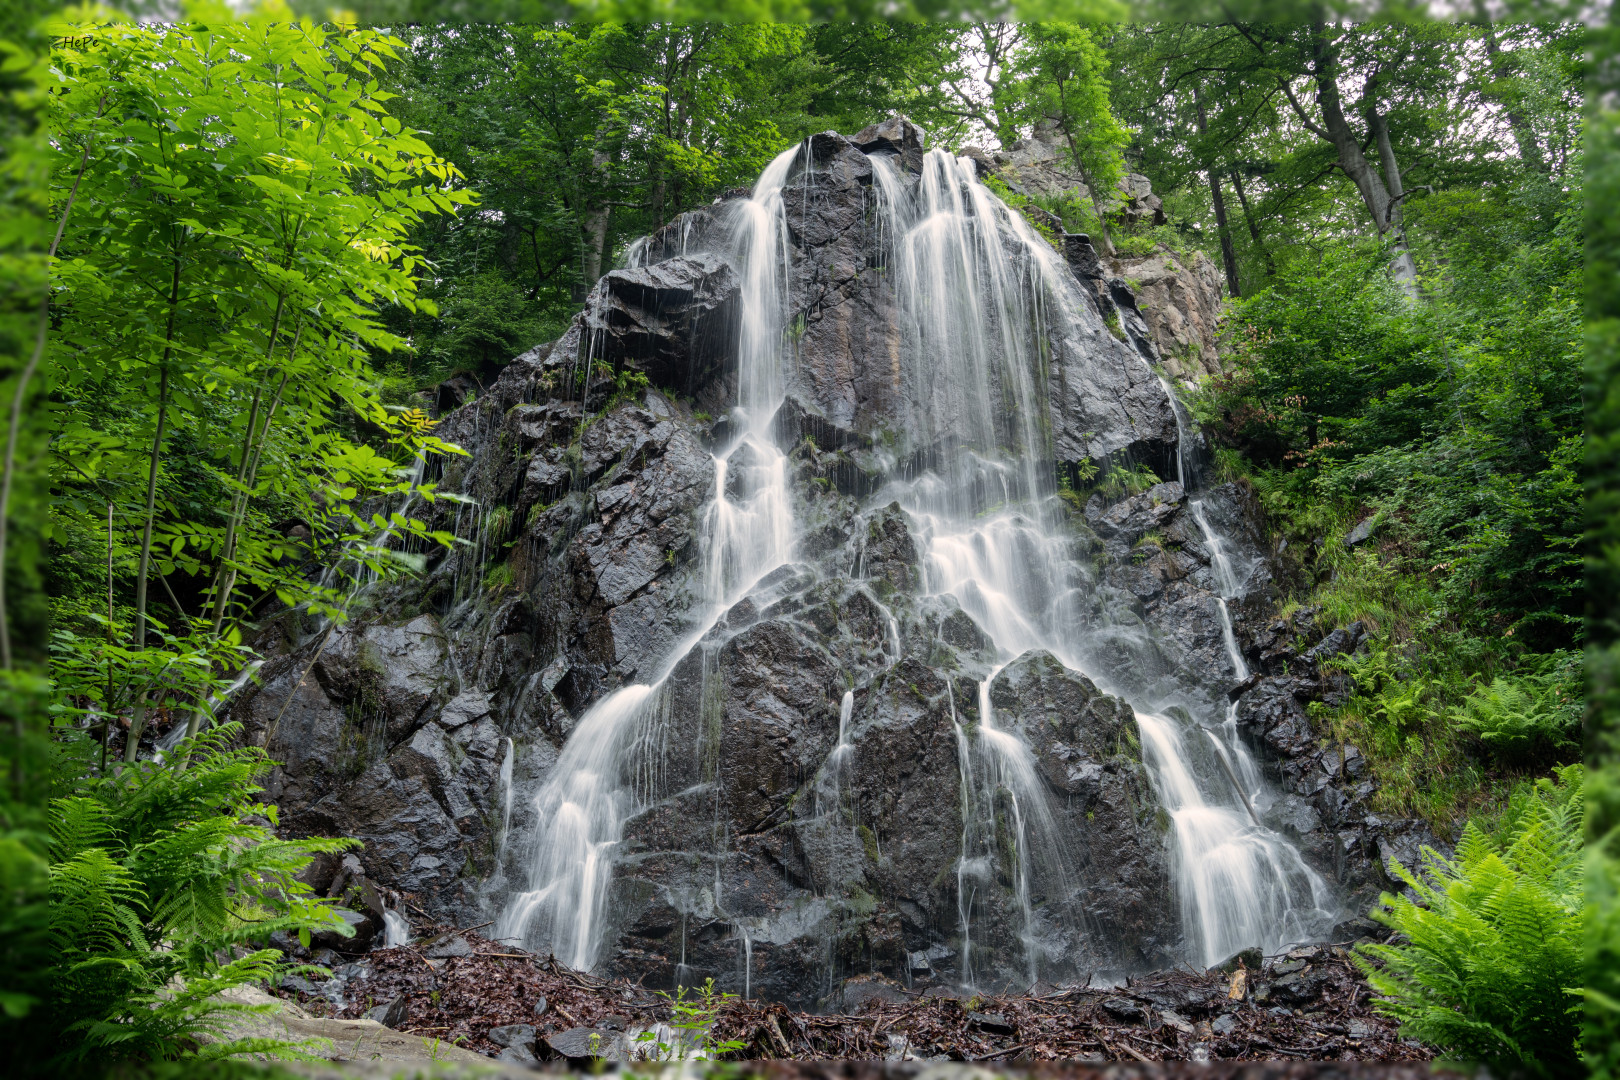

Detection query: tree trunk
(1193, 85), (1242, 299)
(580, 206), (609, 287)
(580, 148), (612, 287)
(126, 361), (171, 763)
(1303, 21), (1418, 298)
(1367, 107), (1420, 291)
(209, 312), (299, 639)
(1228, 168), (1276, 276)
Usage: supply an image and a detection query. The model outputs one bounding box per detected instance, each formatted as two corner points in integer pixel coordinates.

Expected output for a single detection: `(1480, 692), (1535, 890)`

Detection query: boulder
(367, 995), (408, 1029)
(582, 255), (741, 397)
(852, 114), (927, 172)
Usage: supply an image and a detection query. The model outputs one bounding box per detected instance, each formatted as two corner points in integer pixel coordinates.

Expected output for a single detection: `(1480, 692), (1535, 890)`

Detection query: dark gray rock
(367, 994), (408, 1029)
(496, 1042), (540, 1066)
(984, 651), (1177, 972)
(424, 934), (475, 959)
(582, 255), (740, 398)
(311, 908), (373, 952)
(969, 1011), (1017, 1036)
(852, 114), (927, 172)
(1102, 997), (1147, 1023)
(488, 1023), (537, 1048)
(439, 690), (492, 728)
(546, 1027), (614, 1061)
(1344, 517), (1377, 548)
(1086, 482), (1185, 544)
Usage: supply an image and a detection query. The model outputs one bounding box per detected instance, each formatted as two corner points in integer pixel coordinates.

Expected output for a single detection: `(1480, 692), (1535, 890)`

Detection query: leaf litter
(270, 928), (1433, 1064)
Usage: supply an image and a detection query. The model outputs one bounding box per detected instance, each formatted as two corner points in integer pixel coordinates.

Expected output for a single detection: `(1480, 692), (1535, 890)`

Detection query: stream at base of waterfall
(496, 137), (1336, 990)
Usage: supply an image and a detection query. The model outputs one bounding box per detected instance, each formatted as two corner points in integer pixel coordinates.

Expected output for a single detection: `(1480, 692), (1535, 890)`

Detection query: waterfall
(495, 143), (803, 970)
(866, 151), (1101, 985)
(497, 137), (1333, 983)
(1138, 376), (1338, 967)
(815, 690), (856, 817)
(865, 149), (1333, 978)
(497, 737), (515, 856)
(382, 908), (413, 948)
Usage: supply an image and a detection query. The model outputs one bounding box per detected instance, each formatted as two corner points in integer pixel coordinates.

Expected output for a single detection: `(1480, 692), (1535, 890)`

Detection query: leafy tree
(0, 0), (69, 1068)
(1583, 7), (1620, 1076)
(379, 22), (827, 384)
(45, 8), (469, 754)
(1108, 19), (1581, 297)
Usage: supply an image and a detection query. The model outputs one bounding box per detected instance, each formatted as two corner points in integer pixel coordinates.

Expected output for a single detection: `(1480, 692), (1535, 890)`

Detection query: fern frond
(1354, 767), (1585, 1078)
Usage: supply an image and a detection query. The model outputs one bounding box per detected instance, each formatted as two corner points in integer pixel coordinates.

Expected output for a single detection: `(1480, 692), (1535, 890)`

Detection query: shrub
(1354, 766), (1585, 1077)
(48, 724), (356, 1065)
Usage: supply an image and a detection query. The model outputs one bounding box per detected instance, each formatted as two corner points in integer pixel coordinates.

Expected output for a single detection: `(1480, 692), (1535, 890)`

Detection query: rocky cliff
(977, 125), (1226, 385)
(240, 118), (1427, 1009)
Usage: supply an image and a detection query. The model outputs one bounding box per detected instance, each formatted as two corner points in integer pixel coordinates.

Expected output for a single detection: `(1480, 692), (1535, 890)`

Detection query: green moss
(484, 561), (514, 591)
(1116, 719), (1142, 762)
(1102, 305), (1126, 341)
(856, 824), (881, 864)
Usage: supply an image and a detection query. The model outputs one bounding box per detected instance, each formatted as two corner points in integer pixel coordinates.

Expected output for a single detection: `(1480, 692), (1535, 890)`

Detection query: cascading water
(382, 908), (413, 948)
(815, 690), (856, 817)
(1131, 377), (1337, 968)
(864, 148), (1333, 979)
(864, 151), (1111, 984)
(497, 737), (515, 855)
(496, 144), (803, 970)
(495, 134), (1334, 986)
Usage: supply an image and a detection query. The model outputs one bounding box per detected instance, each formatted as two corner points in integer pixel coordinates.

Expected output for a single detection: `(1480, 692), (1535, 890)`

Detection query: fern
(1451, 653), (1581, 765)
(47, 723), (358, 1065)
(1094, 462), (1161, 500)
(1354, 765), (1586, 1077)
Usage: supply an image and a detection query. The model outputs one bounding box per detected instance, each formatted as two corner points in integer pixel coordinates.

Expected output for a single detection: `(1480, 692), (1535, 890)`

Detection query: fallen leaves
(269, 929), (1432, 1064)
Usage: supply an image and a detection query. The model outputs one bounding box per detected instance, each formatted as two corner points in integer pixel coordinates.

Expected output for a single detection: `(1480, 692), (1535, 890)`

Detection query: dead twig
(972, 1043), (1029, 1061)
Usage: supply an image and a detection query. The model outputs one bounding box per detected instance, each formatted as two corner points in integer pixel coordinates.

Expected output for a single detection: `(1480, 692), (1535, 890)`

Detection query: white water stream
(866, 150), (1332, 976)
(496, 145), (803, 970)
(499, 141), (1334, 981)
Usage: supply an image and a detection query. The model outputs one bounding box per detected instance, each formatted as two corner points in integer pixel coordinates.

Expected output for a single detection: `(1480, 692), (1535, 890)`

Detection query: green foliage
(483, 560), (515, 592)
(1093, 461), (1159, 500)
(1108, 22), (1582, 299)
(1197, 191), (1582, 650)
(1355, 766), (1585, 1078)
(48, 723), (356, 1065)
(45, 8), (471, 653)
(634, 978), (747, 1062)
(1584, 17), (1620, 1077)
(1449, 653), (1581, 766)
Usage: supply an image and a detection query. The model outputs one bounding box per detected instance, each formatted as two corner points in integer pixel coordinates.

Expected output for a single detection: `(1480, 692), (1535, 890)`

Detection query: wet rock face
(986, 651), (1178, 970)
(853, 114), (927, 172)
(251, 116), (1407, 1006)
(583, 255), (741, 398)
(1228, 606), (1451, 913)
